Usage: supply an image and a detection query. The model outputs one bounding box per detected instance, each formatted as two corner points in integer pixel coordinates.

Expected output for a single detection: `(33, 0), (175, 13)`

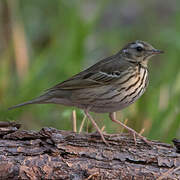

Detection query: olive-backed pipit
(9, 40), (163, 145)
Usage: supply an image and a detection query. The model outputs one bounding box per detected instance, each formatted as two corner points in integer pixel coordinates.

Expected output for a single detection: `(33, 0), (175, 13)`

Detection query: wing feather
(47, 53), (133, 91)
(49, 71), (122, 90)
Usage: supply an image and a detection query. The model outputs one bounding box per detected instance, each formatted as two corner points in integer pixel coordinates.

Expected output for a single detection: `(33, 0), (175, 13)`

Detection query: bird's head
(121, 40), (163, 67)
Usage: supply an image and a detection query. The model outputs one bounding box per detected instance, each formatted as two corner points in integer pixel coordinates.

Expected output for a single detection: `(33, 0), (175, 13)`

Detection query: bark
(0, 121), (179, 180)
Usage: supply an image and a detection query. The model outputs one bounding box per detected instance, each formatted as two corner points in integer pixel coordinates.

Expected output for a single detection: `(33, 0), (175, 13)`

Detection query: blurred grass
(0, 0), (179, 143)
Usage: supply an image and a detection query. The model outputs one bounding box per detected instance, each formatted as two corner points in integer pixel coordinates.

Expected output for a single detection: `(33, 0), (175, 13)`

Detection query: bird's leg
(84, 110), (109, 145)
(109, 112), (151, 145)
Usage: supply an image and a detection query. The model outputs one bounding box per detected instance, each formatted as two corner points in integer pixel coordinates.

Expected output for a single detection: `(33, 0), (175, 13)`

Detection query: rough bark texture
(0, 122), (179, 180)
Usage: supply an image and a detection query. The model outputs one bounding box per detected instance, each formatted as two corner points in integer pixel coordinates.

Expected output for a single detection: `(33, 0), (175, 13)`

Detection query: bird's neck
(123, 57), (148, 69)
(139, 60), (148, 69)
(120, 52), (149, 68)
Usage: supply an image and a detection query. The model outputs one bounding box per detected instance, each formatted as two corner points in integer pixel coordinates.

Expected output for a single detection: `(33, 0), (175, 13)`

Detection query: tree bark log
(0, 122), (179, 180)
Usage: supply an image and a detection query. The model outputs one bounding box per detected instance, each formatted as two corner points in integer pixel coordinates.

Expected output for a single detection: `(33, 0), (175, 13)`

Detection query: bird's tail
(8, 93), (50, 110)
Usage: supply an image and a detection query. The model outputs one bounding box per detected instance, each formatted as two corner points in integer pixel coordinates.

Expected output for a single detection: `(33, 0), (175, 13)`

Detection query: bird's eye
(136, 46), (143, 52)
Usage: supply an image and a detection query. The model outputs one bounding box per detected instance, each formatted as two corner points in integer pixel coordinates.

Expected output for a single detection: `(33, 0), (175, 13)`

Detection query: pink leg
(84, 110), (109, 145)
(109, 112), (151, 145)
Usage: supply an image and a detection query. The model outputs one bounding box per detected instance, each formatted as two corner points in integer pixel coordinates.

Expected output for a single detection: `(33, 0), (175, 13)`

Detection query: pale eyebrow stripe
(131, 43), (144, 49)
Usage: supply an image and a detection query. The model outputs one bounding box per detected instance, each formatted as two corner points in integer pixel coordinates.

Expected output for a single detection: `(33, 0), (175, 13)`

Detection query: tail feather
(8, 93), (50, 110)
(8, 100), (38, 110)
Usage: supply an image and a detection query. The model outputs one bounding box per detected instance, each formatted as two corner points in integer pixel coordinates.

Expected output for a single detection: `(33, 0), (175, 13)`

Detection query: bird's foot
(109, 112), (151, 146)
(128, 128), (152, 146)
(91, 131), (109, 146)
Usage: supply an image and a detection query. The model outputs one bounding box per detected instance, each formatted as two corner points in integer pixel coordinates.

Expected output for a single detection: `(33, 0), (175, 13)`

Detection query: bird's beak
(151, 49), (164, 54)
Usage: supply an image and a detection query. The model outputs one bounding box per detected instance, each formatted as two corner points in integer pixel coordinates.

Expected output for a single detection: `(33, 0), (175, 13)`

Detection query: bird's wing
(50, 71), (121, 90)
(48, 54), (132, 90)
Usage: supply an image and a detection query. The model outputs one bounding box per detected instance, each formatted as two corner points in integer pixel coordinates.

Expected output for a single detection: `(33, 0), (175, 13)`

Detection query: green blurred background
(0, 0), (180, 143)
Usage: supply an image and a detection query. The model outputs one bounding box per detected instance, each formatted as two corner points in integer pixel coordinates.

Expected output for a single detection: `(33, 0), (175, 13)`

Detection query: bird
(9, 40), (163, 145)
